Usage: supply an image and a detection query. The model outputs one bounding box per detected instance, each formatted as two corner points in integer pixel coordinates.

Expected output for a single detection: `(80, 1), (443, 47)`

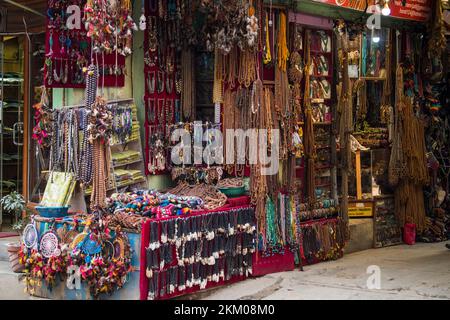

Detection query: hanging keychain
(39, 221), (61, 258)
(23, 217), (39, 250)
(139, 0), (147, 31)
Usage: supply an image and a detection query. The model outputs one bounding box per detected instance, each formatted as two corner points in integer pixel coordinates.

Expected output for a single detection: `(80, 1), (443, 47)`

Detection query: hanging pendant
(23, 223), (38, 249)
(139, 13), (147, 31)
(39, 230), (61, 258)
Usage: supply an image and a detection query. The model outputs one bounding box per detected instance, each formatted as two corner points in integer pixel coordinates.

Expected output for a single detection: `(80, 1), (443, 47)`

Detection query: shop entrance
(0, 36), (24, 228)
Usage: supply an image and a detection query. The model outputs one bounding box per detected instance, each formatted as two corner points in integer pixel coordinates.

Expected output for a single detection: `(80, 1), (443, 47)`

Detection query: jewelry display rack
(307, 27), (335, 202)
(294, 25), (336, 206)
(70, 99), (147, 212)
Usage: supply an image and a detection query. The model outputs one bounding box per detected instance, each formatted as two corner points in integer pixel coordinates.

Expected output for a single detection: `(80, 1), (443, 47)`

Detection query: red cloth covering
(227, 196), (251, 207)
(252, 246), (295, 277)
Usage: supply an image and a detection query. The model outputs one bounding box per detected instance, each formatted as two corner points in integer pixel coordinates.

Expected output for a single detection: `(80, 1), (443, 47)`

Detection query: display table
(139, 205), (256, 300)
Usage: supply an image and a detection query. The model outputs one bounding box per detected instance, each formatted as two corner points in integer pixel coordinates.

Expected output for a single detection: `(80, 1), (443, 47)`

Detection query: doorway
(0, 36), (24, 229)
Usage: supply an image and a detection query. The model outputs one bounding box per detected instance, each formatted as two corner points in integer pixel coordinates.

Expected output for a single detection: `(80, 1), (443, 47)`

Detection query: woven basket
(6, 243), (24, 273)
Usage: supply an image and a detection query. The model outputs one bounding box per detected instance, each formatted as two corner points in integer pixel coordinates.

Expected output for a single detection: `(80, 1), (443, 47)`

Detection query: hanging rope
(393, 66), (429, 233)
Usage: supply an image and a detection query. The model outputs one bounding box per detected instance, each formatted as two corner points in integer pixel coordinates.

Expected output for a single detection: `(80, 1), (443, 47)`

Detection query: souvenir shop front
(12, 0), (448, 300)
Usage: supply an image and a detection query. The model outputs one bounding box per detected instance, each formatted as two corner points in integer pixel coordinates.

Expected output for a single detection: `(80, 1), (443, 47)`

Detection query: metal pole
(2, 0), (46, 18)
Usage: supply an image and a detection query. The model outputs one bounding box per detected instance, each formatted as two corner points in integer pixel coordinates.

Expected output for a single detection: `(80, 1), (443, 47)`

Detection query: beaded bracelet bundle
(143, 207), (256, 300)
(297, 218), (346, 265)
(105, 190), (204, 220)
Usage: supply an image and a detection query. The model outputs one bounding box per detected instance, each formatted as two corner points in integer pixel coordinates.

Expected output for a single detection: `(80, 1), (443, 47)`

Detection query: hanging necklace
(53, 59), (61, 83)
(45, 58), (53, 86)
(166, 74), (174, 94)
(147, 71), (156, 94)
(157, 71), (165, 93)
(319, 31), (329, 52)
(166, 99), (174, 124)
(147, 98), (156, 124)
(158, 99), (165, 124)
(62, 59), (69, 84)
(263, 12), (272, 65)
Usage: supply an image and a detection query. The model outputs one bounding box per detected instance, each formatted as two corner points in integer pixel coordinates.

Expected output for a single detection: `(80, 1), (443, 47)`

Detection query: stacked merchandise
(114, 169), (142, 188)
(111, 150), (142, 167)
(353, 128), (390, 149)
(420, 2), (449, 242)
(374, 196), (402, 248)
(109, 101), (147, 193)
(129, 103), (141, 142)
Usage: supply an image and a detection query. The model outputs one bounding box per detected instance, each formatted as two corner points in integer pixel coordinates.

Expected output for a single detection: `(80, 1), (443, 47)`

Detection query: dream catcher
(113, 230), (130, 261)
(23, 220), (38, 250)
(57, 223), (79, 245)
(39, 227), (61, 258)
(113, 237), (126, 260)
(70, 231), (89, 250)
(81, 234), (103, 263)
(102, 240), (115, 259)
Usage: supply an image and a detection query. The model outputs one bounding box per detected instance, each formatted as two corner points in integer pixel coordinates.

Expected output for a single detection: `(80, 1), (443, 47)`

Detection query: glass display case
(0, 36), (25, 226)
(360, 28), (390, 80)
(26, 34), (48, 205)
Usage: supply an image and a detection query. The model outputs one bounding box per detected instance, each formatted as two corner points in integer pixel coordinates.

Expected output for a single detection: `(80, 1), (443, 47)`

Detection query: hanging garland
(276, 11), (289, 72)
(392, 66), (430, 233)
(181, 48), (195, 121)
(84, 0), (137, 56)
(20, 217), (132, 299)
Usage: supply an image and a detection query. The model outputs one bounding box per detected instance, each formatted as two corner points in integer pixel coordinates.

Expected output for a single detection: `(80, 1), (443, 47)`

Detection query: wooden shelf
(360, 77), (386, 81)
(116, 178), (146, 189)
(310, 50), (332, 54)
(113, 158), (144, 168)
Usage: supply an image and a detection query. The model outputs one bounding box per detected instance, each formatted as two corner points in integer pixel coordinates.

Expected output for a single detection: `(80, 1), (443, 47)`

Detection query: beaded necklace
(277, 11), (289, 72)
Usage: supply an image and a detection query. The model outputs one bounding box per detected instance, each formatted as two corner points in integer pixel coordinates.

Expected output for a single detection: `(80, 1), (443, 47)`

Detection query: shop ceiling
(0, 0), (46, 34)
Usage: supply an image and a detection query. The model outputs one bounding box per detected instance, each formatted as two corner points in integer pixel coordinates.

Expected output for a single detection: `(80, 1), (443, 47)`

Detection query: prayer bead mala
(276, 11), (289, 72)
(181, 48), (195, 121)
(238, 50), (257, 88)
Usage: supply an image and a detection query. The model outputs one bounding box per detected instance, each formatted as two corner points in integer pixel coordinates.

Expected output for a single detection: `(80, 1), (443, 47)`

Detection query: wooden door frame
(22, 27), (45, 202)
(22, 34), (29, 201)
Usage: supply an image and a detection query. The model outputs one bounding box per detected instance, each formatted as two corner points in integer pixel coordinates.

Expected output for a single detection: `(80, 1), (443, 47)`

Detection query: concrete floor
(186, 241), (450, 300)
(1, 237), (450, 300)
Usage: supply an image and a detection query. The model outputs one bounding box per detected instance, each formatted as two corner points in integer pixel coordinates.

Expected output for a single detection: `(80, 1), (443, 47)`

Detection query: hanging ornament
(39, 230), (61, 258)
(139, 0), (146, 31)
(23, 222), (38, 249)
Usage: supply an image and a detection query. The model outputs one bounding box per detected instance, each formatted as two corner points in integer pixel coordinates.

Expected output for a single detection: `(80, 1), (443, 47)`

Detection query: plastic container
(218, 186), (246, 198)
(35, 206), (71, 218)
(403, 223), (416, 245)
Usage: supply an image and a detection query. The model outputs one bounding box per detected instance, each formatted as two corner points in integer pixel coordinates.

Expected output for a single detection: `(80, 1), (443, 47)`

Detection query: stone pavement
(1, 236), (449, 300)
(185, 241), (450, 300)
